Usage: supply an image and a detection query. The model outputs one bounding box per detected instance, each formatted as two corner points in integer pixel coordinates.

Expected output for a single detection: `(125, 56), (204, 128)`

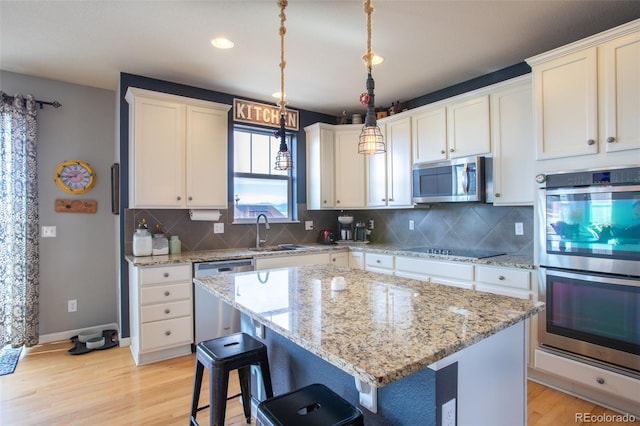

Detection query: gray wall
(1, 71), (117, 336)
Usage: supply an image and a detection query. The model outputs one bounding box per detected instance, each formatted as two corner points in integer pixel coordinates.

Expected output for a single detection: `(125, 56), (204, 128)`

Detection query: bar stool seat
(190, 332), (274, 426)
(256, 383), (364, 426)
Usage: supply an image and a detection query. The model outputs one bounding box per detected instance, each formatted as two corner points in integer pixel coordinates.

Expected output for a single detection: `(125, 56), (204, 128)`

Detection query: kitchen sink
(248, 244), (311, 252)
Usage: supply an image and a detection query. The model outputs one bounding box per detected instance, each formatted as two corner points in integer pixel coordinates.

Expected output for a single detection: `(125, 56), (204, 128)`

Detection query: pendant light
(274, 0), (293, 171)
(358, 0), (385, 155)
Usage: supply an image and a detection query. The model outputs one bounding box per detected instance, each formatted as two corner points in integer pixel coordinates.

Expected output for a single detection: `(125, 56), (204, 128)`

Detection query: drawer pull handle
(165, 309), (170, 314)
(165, 330), (171, 336)
(596, 377), (605, 385)
(498, 275), (505, 281)
(163, 272), (169, 278)
(164, 291), (170, 296)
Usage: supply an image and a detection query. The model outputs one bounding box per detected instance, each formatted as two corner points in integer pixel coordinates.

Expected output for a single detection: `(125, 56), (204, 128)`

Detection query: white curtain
(0, 93), (39, 347)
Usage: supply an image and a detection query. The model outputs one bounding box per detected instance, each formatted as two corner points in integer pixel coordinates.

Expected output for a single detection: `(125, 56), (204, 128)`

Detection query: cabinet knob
(495, 193), (501, 198)
(389, 198), (394, 202)
(164, 309), (170, 314)
(176, 196), (182, 201)
(165, 330), (171, 336)
(336, 200), (340, 204)
(163, 272), (169, 278)
(332, 258), (336, 262)
(164, 291), (170, 296)
(449, 148), (455, 153)
(587, 139), (595, 146)
(376, 259), (381, 263)
(440, 150), (446, 154)
(606, 137), (615, 143)
(188, 196), (193, 201)
(596, 377), (605, 385)
(323, 200), (327, 204)
(498, 275), (505, 281)
(381, 198), (386, 202)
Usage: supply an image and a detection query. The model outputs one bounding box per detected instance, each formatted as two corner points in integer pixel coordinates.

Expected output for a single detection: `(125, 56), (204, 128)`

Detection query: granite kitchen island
(194, 264), (544, 425)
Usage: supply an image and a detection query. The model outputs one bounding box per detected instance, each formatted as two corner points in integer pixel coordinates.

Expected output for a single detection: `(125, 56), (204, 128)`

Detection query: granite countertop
(194, 264), (544, 387)
(126, 243), (534, 269)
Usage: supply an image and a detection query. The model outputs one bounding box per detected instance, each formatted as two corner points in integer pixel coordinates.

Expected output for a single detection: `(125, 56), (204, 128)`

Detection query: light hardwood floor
(1, 341), (636, 425)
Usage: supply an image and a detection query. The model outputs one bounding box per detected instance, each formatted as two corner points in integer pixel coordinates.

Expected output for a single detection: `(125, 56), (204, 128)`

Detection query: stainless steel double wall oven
(537, 166), (640, 373)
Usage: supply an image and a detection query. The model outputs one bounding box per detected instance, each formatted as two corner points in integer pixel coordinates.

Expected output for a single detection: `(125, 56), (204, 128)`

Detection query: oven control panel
(544, 166), (640, 188)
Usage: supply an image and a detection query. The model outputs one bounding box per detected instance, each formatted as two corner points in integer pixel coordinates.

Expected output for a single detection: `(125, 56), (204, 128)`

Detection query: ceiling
(1, 1), (639, 116)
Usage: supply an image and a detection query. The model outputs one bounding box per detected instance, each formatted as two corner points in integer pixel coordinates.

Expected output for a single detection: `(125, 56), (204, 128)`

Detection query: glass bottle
(169, 235), (181, 254)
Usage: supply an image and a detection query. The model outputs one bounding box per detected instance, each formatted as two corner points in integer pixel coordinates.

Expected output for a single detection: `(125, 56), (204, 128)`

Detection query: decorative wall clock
(54, 159), (96, 194)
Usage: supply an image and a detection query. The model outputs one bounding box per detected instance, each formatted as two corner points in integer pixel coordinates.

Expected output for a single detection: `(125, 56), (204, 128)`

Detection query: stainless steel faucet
(256, 214), (270, 248)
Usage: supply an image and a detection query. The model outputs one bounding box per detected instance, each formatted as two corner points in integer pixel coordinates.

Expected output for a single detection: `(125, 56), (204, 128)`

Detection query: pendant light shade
(358, 0), (385, 155)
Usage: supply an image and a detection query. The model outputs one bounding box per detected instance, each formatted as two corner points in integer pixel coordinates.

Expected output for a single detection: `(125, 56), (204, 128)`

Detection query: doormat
(0, 345), (22, 376)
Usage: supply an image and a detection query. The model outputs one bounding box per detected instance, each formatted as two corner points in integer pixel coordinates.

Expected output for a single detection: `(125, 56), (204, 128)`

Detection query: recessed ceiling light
(211, 37), (234, 49)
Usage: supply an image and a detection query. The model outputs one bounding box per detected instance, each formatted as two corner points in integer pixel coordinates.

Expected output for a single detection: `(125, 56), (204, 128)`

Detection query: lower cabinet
(329, 251), (349, 267)
(475, 265), (532, 299)
(129, 263), (193, 365)
(348, 251), (365, 270)
(255, 252), (331, 270)
(395, 256), (475, 289)
(364, 253), (394, 275)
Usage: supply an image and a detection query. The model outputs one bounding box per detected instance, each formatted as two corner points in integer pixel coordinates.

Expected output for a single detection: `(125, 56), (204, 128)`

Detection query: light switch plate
(409, 220), (415, 230)
(42, 226), (57, 238)
(213, 223), (224, 234)
(305, 220), (314, 231)
(515, 222), (524, 236)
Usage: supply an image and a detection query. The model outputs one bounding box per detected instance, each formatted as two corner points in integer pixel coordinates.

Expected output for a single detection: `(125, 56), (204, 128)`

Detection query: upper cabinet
(126, 88), (231, 209)
(305, 123), (366, 209)
(490, 76), (534, 205)
(367, 115), (413, 208)
(527, 20), (639, 167)
(412, 93), (491, 163)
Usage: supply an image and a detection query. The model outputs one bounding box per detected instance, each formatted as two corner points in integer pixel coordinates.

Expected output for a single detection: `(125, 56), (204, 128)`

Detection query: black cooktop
(403, 247), (505, 259)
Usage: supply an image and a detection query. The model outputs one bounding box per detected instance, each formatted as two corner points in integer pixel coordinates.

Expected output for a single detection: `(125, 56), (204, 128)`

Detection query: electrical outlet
(68, 299), (77, 312)
(515, 222), (524, 236)
(213, 223), (224, 234)
(442, 398), (456, 426)
(305, 220), (314, 231)
(409, 219), (415, 230)
(368, 220), (374, 229)
(42, 226), (57, 238)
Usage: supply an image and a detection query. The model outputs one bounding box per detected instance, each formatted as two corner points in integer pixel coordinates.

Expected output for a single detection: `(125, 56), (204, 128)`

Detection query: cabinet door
(533, 48), (598, 159)
(305, 124), (335, 210)
(491, 78), (534, 206)
(386, 117), (412, 207)
(186, 105), (228, 208)
(130, 96), (185, 207)
(334, 127), (366, 208)
(602, 32), (640, 153)
(412, 106), (447, 163)
(366, 128), (388, 208)
(447, 95), (491, 159)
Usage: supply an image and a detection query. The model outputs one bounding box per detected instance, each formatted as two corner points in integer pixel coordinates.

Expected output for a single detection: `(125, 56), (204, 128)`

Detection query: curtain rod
(1, 94), (62, 109)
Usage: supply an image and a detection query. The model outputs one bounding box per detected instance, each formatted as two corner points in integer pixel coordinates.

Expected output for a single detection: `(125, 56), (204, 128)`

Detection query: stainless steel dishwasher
(193, 258), (254, 344)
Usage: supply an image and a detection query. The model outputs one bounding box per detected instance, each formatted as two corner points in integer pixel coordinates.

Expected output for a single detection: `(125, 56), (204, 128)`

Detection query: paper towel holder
(189, 209), (221, 221)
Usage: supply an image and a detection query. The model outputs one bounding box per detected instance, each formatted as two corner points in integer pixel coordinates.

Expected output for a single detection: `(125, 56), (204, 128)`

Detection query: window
(233, 127), (294, 222)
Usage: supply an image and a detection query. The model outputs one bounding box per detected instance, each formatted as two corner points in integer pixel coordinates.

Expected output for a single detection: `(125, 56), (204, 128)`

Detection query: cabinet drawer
(349, 252), (364, 270)
(476, 266), (530, 290)
(421, 259), (474, 281)
(141, 282), (191, 305)
(141, 300), (192, 323)
(330, 252), (349, 267)
(535, 349), (639, 399)
(365, 253), (394, 270)
(141, 316), (193, 352)
(139, 264), (191, 284)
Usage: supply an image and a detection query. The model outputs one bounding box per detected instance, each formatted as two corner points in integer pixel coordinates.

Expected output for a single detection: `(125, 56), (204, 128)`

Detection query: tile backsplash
(124, 203), (533, 256)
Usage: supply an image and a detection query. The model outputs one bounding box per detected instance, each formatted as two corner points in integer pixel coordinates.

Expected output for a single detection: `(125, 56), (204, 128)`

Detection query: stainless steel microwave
(412, 156), (492, 203)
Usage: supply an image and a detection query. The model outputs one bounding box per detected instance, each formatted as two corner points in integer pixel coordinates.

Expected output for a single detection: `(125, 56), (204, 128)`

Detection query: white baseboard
(119, 337), (131, 347)
(38, 322), (120, 344)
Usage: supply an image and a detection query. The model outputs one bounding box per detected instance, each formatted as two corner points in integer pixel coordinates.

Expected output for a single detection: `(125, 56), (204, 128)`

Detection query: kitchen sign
(233, 98), (299, 131)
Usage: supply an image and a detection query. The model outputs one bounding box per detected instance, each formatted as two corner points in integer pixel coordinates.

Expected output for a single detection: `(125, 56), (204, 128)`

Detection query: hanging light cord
(362, 0), (374, 72)
(278, 0), (288, 116)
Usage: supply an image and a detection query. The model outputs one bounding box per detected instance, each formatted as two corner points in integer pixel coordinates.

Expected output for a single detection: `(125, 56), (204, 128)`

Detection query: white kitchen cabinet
(395, 256), (474, 289)
(527, 20), (639, 165)
(348, 251), (365, 270)
(255, 252), (331, 270)
(129, 263), (193, 365)
(490, 76), (535, 206)
(475, 265), (532, 299)
(126, 87), (230, 209)
(364, 253), (394, 275)
(412, 106), (447, 163)
(367, 116), (412, 208)
(446, 94), (491, 159)
(305, 123), (335, 210)
(334, 125), (367, 209)
(329, 251), (349, 267)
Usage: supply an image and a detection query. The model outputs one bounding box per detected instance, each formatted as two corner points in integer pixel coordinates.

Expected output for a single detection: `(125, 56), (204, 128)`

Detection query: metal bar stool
(256, 383), (364, 426)
(190, 332), (274, 426)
